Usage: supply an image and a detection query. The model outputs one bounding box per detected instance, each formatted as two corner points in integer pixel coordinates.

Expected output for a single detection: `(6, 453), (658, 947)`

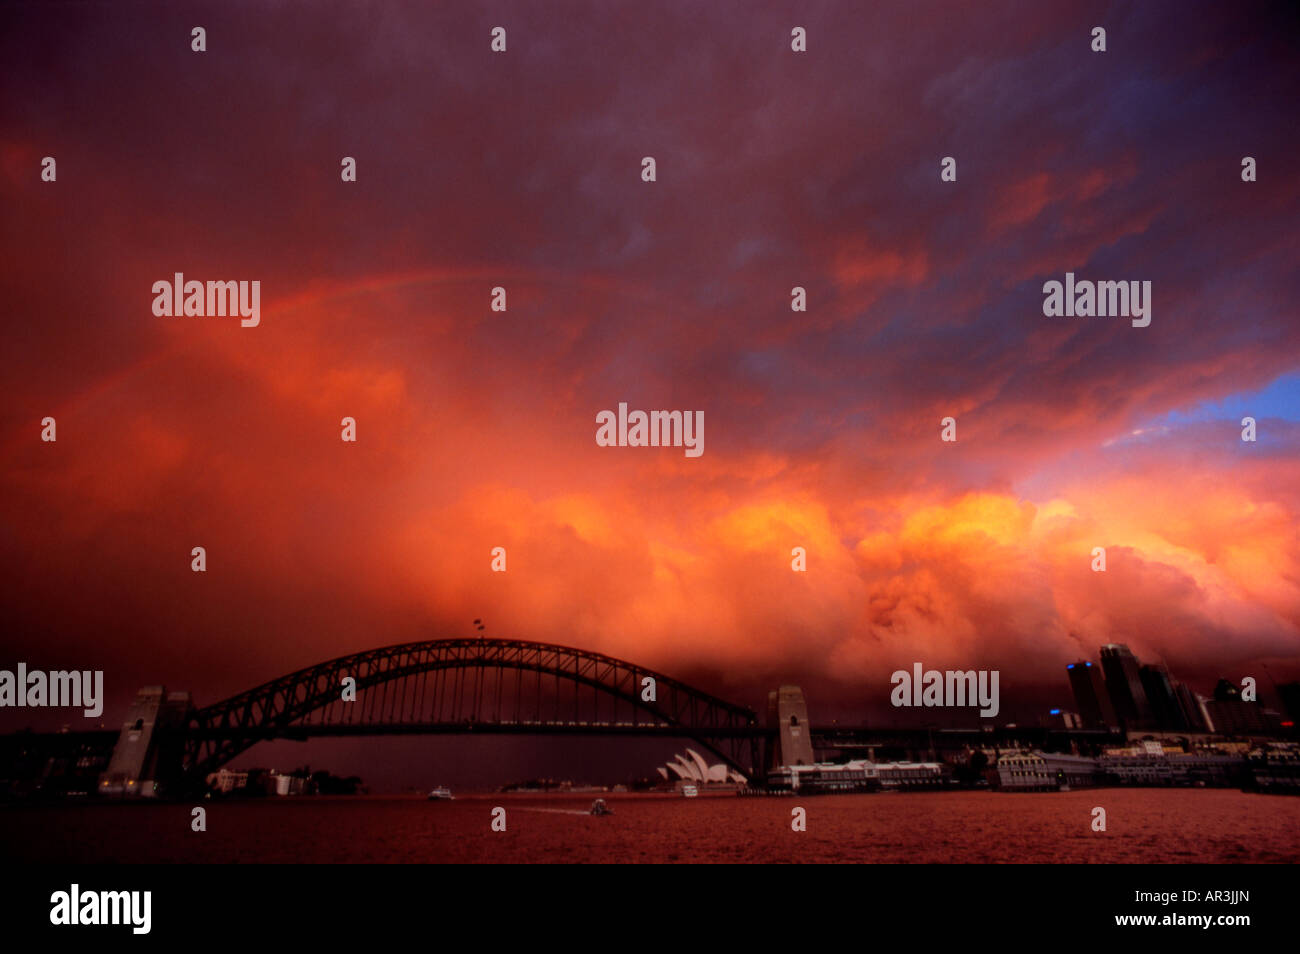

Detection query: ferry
(681, 784), (698, 798)
(426, 786), (454, 801)
(766, 759), (943, 794)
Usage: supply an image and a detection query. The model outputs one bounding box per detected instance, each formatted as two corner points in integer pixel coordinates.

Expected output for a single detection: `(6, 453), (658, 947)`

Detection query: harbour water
(5, 789), (1299, 863)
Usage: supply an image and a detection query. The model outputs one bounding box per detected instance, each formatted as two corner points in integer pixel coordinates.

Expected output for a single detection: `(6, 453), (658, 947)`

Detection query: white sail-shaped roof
(673, 754), (703, 781)
(686, 749), (712, 779)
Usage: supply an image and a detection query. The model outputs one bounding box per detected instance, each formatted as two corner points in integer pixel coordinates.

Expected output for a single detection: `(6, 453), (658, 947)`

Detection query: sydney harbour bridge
(4, 637), (1118, 796)
(179, 637), (765, 781)
(95, 637), (770, 795)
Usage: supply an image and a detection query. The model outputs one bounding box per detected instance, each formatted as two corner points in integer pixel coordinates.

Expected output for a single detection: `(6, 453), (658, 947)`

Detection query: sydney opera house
(655, 749), (747, 788)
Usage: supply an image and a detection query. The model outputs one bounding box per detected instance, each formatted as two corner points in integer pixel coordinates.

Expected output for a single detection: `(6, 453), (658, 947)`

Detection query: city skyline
(3, 3), (1299, 771)
(1066, 640), (1296, 735)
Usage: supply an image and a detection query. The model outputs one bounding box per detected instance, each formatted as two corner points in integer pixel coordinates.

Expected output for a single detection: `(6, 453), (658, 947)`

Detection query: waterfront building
(875, 761), (950, 789)
(209, 767), (249, 793)
(1097, 739), (1245, 786)
(993, 750), (1100, 791)
(267, 771), (308, 796)
(1246, 743), (1300, 793)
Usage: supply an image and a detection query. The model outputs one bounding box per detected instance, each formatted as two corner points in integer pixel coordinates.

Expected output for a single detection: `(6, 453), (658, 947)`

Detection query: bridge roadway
(2, 722), (1123, 772)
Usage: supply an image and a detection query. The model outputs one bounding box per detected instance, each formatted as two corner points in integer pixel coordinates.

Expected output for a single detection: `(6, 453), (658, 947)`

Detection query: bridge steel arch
(180, 638), (763, 781)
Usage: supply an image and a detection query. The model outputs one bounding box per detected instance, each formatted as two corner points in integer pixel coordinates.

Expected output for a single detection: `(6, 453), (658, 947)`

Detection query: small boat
(427, 787), (454, 801)
(681, 784), (698, 798)
(589, 798), (613, 816)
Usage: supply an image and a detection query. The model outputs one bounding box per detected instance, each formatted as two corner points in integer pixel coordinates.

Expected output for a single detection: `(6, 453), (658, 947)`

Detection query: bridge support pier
(97, 687), (192, 798)
(767, 685), (815, 769)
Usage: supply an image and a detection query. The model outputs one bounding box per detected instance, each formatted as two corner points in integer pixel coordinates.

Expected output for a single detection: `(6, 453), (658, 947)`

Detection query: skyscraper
(1100, 643), (1152, 729)
(1067, 660), (1116, 727)
(1203, 678), (1270, 734)
(1139, 664), (1186, 731)
(1174, 682), (1211, 732)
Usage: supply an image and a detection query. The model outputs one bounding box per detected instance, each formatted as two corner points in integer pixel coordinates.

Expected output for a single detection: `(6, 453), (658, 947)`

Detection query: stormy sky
(1, 1), (1298, 784)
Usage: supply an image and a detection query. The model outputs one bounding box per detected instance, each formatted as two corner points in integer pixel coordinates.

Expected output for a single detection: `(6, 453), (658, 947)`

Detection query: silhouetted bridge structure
(2, 638), (1128, 796)
(178, 638), (765, 783)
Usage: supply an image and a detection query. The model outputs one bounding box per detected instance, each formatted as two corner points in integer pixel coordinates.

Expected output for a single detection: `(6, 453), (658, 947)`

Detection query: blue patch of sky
(1151, 371), (1300, 427)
